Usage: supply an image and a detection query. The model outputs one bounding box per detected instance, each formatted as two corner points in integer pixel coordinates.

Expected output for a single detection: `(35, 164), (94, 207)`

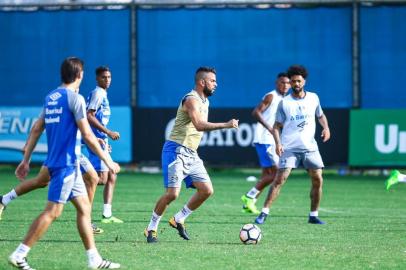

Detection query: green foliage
(0, 169), (406, 269)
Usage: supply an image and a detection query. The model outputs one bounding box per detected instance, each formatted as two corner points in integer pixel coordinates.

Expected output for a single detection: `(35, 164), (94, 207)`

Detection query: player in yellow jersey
(144, 67), (239, 243)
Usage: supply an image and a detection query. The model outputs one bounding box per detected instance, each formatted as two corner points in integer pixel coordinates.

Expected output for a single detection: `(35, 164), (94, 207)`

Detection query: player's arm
(252, 94), (273, 133)
(183, 97), (238, 131)
(16, 118), (45, 180)
(318, 114), (330, 142)
(87, 109), (120, 140)
(272, 121), (284, 156)
(78, 118), (120, 174)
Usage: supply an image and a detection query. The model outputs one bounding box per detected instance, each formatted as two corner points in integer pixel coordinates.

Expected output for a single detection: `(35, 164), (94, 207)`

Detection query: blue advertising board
(0, 106), (131, 163)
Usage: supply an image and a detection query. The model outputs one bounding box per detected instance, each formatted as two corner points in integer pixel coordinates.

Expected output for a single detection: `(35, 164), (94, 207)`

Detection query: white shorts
(278, 151), (324, 169)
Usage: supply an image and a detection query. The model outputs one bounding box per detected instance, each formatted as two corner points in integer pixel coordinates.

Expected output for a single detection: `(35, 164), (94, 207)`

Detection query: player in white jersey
(254, 65), (330, 225)
(241, 73), (290, 215)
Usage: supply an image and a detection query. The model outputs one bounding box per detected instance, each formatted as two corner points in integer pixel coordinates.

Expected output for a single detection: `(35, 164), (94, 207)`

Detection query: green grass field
(0, 167), (406, 270)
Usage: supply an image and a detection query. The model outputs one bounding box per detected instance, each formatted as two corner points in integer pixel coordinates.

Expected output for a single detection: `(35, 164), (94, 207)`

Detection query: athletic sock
(309, 211), (318, 217)
(261, 208), (270, 215)
(174, 205), (193, 224)
(103, 204), (112, 218)
(12, 243), (30, 261)
(147, 211), (161, 232)
(2, 189), (18, 206)
(87, 248), (102, 268)
(246, 187), (259, 199)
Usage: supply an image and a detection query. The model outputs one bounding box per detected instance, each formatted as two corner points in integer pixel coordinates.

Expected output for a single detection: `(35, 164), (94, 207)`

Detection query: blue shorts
(87, 143), (110, 172)
(162, 141), (210, 189)
(48, 165), (87, 204)
(254, 143), (279, 168)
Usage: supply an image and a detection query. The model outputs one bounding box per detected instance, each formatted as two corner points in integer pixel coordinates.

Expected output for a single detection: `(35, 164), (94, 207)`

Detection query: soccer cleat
(92, 223), (104, 234)
(0, 195), (5, 221)
(8, 255), (35, 270)
(308, 216), (326, 225)
(89, 259), (120, 269)
(254, 212), (268, 224)
(169, 217), (190, 240)
(101, 216), (124, 224)
(144, 228), (158, 243)
(241, 195), (260, 214)
(385, 170), (400, 190)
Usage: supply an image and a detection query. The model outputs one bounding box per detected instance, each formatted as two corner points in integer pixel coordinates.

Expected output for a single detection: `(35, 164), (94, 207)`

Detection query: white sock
(12, 243), (30, 261)
(147, 211), (162, 232)
(87, 248), (102, 267)
(103, 204), (112, 218)
(309, 211), (318, 217)
(246, 187), (259, 199)
(261, 208), (270, 215)
(174, 205), (193, 224)
(399, 173), (406, 182)
(2, 189), (18, 206)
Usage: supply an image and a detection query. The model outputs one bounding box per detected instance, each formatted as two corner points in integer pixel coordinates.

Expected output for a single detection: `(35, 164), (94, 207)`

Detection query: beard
(203, 85), (214, 97)
(292, 86), (303, 94)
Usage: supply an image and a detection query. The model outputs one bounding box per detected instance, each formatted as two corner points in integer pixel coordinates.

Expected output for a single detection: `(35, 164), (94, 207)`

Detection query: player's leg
(70, 171), (120, 269)
(145, 187), (181, 243)
(385, 170), (406, 190)
(242, 144), (277, 214)
(304, 151), (325, 225)
(80, 155), (103, 234)
(254, 150), (298, 224)
(145, 143), (184, 243)
(0, 166), (50, 220)
(9, 166), (73, 269)
(101, 171), (122, 223)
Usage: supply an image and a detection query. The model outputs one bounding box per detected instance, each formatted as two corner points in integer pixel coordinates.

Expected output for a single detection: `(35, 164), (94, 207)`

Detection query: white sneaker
(89, 258), (121, 269)
(8, 255), (36, 270)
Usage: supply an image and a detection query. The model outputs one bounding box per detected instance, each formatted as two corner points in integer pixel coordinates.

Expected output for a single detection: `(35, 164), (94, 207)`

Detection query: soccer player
(8, 57), (121, 269)
(86, 66), (122, 224)
(144, 67), (239, 243)
(0, 111), (104, 234)
(241, 72), (290, 215)
(254, 65), (330, 225)
(385, 170), (406, 190)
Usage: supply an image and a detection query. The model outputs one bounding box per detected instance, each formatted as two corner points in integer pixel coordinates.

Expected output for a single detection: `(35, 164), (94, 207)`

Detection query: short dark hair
(287, 65), (308, 79)
(60, 57), (84, 84)
(277, 72), (288, 79)
(95, 66), (111, 77)
(195, 66), (216, 82)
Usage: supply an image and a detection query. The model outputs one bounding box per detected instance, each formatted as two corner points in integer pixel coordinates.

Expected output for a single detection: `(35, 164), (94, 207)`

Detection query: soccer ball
(239, 223), (262, 244)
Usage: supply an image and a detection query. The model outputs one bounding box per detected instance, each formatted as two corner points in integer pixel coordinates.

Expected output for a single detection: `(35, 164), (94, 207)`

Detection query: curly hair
(287, 65), (308, 79)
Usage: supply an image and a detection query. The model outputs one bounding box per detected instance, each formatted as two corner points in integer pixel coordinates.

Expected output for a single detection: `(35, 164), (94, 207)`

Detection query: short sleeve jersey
(86, 86), (110, 139)
(253, 90), (286, 145)
(275, 91), (323, 152)
(41, 87), (86, 168)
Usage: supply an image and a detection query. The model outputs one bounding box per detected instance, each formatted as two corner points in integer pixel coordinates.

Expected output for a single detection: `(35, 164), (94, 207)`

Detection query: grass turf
(0, 168), (405, 269)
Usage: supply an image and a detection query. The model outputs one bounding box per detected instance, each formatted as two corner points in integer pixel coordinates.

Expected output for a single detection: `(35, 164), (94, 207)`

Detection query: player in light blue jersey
(256, 65), (331, 225)
(86, 66), (122, 224)
(8, 57), (121, 270)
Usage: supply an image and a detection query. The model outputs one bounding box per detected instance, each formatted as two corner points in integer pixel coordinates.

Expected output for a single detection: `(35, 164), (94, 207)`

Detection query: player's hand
(275, 143), (284, 157)
(321, 128), (330, 142)
(15, 160), (30, 181)
(108, 131), (120, 140)
(227, 119), (239, 129)
(106, 160), (121, 174)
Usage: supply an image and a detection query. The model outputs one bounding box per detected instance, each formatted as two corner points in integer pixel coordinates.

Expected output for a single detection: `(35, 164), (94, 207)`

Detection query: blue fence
(137, 7), (353, 108)
(0, 9), (131, 106)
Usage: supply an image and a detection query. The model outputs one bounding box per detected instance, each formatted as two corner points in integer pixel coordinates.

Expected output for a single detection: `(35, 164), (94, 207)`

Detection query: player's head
(60, 57), (84, 85)
(275, 72), (290, 95)
(287, 65), (307, 93)
(195, 66), (217, 97)
(96, 66), (112, 90)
